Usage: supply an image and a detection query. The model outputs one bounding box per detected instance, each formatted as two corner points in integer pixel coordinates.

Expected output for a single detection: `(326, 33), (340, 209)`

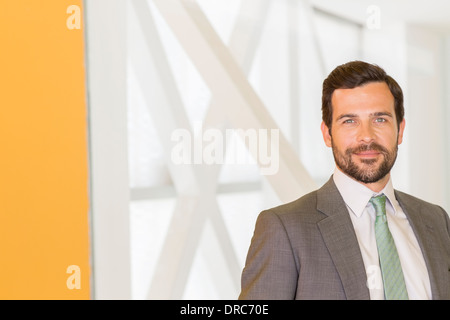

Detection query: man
(239, 61), (450, 300)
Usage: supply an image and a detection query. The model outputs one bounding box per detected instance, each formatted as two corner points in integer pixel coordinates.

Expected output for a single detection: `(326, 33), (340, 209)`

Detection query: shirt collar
(333, 167), (398, 218)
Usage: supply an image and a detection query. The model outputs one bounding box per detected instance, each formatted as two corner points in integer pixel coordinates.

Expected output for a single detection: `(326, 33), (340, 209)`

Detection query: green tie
(370, 195), (409, 300)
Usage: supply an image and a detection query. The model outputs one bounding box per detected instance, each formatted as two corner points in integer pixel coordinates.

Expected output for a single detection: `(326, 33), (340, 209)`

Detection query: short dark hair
(322, 61), (404, 131)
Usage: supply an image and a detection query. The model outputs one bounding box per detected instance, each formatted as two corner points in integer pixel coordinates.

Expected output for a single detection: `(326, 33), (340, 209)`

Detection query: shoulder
(395, 190), (449, 225)
(258, 177), (343, 225)
(395, 190), (447, 213)
(257, 188), (331, 232)
(268, 190), (318, 216)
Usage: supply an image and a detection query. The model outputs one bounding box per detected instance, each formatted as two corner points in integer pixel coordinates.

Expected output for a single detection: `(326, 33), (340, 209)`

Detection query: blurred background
(1, 0), (449, 299)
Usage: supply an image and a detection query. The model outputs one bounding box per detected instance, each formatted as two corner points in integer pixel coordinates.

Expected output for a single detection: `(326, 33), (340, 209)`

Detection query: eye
(343, 119), (355, 124)
(374, 118), (387, 123)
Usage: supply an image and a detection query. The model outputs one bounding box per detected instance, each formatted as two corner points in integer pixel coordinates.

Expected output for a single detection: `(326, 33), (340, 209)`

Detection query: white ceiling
(311, 0), (450, 30)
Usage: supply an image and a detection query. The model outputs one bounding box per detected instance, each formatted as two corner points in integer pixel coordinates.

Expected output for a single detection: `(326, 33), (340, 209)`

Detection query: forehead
(331, 82), (395, 118)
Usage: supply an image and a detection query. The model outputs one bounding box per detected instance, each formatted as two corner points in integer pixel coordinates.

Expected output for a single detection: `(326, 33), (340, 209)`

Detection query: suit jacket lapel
(395, 191), (449, 300)
(316, 178), (370, 300)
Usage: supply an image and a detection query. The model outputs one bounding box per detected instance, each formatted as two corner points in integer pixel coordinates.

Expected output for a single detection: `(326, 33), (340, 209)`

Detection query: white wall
(405, 25), (449, 211)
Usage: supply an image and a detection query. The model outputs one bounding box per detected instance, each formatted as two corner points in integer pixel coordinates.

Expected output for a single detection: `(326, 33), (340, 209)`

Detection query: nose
(357, 122), (376, 143)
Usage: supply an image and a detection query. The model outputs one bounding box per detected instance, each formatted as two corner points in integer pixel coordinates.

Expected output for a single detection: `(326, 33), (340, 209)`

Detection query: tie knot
(370, 194), (386, 217)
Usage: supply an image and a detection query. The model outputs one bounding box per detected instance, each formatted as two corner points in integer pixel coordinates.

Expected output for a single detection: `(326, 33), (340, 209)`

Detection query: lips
(346, 143), (388, 159)
(354, 150), (381, 157)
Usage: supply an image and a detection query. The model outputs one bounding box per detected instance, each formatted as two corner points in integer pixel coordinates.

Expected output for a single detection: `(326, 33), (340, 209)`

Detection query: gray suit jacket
(239, 178), (450, 300)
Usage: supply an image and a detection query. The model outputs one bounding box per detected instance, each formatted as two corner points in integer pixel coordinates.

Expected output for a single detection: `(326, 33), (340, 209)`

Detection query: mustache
(346, 142), (389, 155)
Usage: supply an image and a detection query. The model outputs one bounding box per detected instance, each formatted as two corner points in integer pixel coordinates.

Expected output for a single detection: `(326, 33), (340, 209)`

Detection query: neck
(362, 174), (390, 193)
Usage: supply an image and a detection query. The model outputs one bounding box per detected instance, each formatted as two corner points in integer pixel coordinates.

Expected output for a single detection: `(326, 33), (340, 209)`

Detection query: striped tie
(370, 195), (409, 300)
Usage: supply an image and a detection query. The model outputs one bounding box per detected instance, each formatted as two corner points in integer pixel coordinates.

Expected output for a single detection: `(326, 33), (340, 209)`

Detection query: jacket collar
(316, 177), (371, 300)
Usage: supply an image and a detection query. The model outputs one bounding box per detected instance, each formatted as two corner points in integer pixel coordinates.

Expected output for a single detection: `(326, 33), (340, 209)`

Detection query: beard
(331, 139), (398, 184)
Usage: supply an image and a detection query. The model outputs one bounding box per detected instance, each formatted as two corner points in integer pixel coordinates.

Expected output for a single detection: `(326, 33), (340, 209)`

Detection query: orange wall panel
(0, 1), (90, 299)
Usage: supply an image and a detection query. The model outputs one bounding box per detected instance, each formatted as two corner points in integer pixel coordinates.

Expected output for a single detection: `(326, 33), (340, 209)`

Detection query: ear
(397, 118), (406, 145)
(321, 121), (332, 148)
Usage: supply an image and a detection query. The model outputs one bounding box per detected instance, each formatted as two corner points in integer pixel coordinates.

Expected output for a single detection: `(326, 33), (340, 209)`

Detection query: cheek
(331, 131), (356, 149)
(376, 129), (399, 146)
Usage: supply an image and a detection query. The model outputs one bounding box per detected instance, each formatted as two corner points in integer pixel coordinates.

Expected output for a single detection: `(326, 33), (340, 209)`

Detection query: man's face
(321, 82), (405, 188)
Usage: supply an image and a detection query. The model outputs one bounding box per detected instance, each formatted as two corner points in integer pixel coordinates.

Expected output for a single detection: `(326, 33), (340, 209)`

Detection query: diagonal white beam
(152, 0), (317, 204)
(129, 0), (198, 196)
(130, 0), (206, 299)
(131, 0), (273, 299)
(131, 0), (242, 299)
(202, 0), (271, 180)
(199, 0), (272, 293)
(148, 195), (206, 299)
(227, 0), (271, 76)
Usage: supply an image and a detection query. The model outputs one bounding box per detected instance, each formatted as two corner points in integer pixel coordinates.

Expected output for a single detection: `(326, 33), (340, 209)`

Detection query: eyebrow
(336, 112), (394, 121)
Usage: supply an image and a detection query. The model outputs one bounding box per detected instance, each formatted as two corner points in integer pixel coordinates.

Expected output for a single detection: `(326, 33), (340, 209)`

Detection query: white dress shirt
(333, 168), (431, 300)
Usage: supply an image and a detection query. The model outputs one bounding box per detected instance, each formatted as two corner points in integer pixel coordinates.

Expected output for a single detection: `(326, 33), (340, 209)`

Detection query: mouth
(353, 150), (381, 159)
